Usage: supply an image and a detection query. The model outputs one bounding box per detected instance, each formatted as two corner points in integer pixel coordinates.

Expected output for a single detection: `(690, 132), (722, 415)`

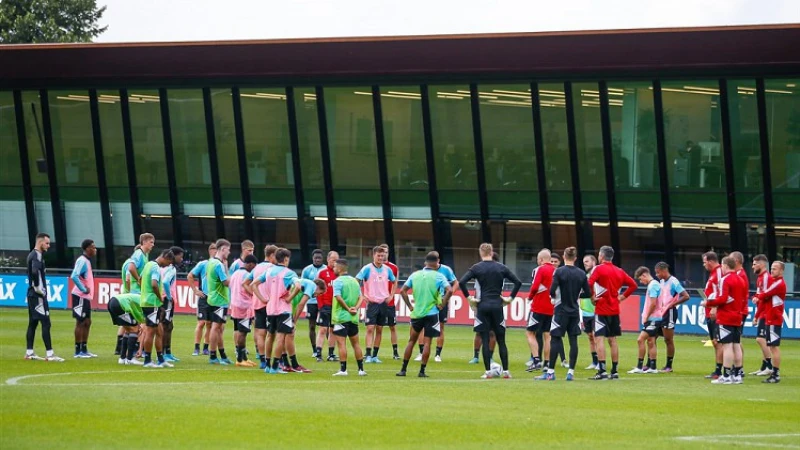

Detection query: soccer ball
(489, 362), (503, 377)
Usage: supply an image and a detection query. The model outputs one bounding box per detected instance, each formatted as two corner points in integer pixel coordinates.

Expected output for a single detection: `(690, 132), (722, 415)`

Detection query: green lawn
(1, 307), (798, 449)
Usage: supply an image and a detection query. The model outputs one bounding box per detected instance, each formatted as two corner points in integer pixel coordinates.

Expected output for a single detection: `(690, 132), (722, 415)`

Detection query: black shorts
(526, 311), (552, 334)
(332, 322), (359, 337)
(438, 305), (449, 324)
(316, 305), (332, 327)
(766, 324), (781, 347)
(267, 313), (294, 334)
(197, 295), (209, 321)
(142, 306), (161, 328)
(594, 314), (621, 337)
(232, 317), (252, 334)
(109, 297), (139, 326)
(27, 295), (50, 321)
(661, 307), (677, 329)
(411, 314), (441, 338)
(384, 305), (397, 327)
(641, 320), (661, 338)
(71, 294), (91, 321)
(365, 302), (388, 326)
(582, 316), (595, 334)
(706, 318), (718, 340)
(306, 303), (319, 324)
(550, 313), (581, 338)
(476, 307), (506, 336)
(209, 306), (228, 324)
(254, 308), (268, 330)
(756, 318), (767, 339)
(717, 324), (741, 344)
(162, 299), (174, 323)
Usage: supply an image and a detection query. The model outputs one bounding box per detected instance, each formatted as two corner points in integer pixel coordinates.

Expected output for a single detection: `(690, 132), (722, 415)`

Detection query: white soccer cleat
(644, 368), (659, 374)
(143, 362), (163, 368)
(414, 354), (423, 362)
(158, 361), (174, 368)
(502, 370), (512, 379)
(86, 352), (98, 358)
(561, 360), (569, 368)
(126, 358), (143, 366)
(585, 363), (598, 370)
(45, 355), (65, 362)
(118, 358), (126, 365)
(755, 369), (773, 376)
(627, 367), (645, 374)
(358, 370), (367, 376)
(525, 359), (535, 368)
(732, 376), (743, 385)
(333, 370), (348, 376)
(434, 355), (442, 363)
(481, 371), (494, 379)
(711, 376), (732, 384)
(24, 353), (45, 361)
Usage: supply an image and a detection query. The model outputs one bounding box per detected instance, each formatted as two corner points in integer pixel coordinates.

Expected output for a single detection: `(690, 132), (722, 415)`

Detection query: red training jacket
(707, 272), (747, 326)
(755, 276), (786, 326)
(588, 261), (637, 316)
(704, 264), (722, 320)
(528, 263), (555, 315)
(316, 266), (338, 308)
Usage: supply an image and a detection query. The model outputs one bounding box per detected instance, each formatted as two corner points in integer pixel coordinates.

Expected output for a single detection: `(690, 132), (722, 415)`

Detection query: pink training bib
(265, 267), (292, 316)
(229, 270), (252, 318)
(71, 255), (94, 300)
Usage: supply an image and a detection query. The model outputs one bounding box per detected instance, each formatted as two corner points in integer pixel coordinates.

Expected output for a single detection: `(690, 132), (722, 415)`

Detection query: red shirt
(528, 263), (555, 315)
(708, 272), (747, 326)
(588, 261), (637, 316)
(385, 261), (399, 307)
(736, 268), (750, 317)
(704, 264), (722, 319)
(755, 276), (786, 326)
(316, 266), (338, 308)
(754, 271), (771, 320)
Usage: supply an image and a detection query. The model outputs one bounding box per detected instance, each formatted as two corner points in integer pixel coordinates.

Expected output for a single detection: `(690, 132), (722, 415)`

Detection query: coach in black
(24, 233), (64, 362)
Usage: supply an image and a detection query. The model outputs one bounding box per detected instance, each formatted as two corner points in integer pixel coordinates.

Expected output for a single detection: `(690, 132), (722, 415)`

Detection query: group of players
(22, 231), (787, 383)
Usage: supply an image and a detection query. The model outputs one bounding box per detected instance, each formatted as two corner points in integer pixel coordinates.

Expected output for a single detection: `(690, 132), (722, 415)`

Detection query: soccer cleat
(118, 358), (126, 365)
(264, 367), (275, 374)
(244, 360), (258, 367)
(86, 351), (98, 358)
(396, 370), (407, 377)
(705, 372), (720, 379)
(192, 349), (200, 356)
(481, 371), (494, 379)
(294, 365), (312, 373)
(566, 373), (574, 381)
(749, 369), (762, 376)
(627, 367), (645, 374)
(358, 370), (368, 376)
(157, 361), (174, 368)
(202, 349), (210, 356)
(763, 375), (780, 384)
(644, 368), (659, 374)
(143, 362), (162, 368)
(732, 375), (743, 385)
(333, 370), (348, 376)
(283, 365), (299, 373)
(393, 354), (400, 360)
(525, 358), (535, 368)
(327, 355), (339, 362)
(534, 372), (555, 381)
(755, 369), (773, 376)
(609, 372), (619, 380)
(311, 352), (319, 359)
(209, 358), (221, 365)
(165, 354), (180, 362)
(273, 367), (288, 374)
(414, 354), (423, 362)
(316, 356), (324, 363)
(418, 372), (429, 378)
(74, 352), (91, 359)
(525, 365), (538, 373)
(24, 353), (45, 361)
(364, 356), (373, 364)
(434, 355), (442, 363)
(126, 358), (143, 366)
(45, 355), (65, 362)
(585, 363), (598, 370)
(711, 376), (732, 384)
(468, 357), (480, 364)
(561, 360), (569, 368)
(589, 372), (609, 380)
(660, 367), (674, 373)
(235, 361), (249, 367)
(371, 357), (383, 364)
(259, 360), (268, 370)
(219, 358), (233, 366)
(502, 370), (512, 379)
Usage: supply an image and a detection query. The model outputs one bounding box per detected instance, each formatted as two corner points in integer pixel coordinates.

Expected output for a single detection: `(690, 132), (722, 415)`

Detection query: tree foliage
(0, 0), (107, 43)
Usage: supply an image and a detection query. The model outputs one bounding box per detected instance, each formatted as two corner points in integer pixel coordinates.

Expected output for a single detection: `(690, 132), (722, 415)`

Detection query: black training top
(459, 260), (522, 308)
(26, 250), (47, 297)
(550, 264), (590, 315)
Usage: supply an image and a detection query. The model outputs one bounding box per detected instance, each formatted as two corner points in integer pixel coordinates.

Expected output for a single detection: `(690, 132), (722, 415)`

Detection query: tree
(0, 0), (107, 44)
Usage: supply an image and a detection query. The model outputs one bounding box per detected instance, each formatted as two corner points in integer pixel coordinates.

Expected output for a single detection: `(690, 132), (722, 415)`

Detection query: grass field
(1, 307), (798, 449)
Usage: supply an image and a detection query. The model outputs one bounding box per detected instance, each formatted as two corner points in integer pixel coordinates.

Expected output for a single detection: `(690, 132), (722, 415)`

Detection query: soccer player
(629, 266), (662, 374)
(588, 245), (637, 380)
(316, 251), (341, 362)
(160, 246), (183, 362)
(702, 251), (724, 379)
(109, 292), (145, 365)
(207, 239), (233, 365)
(397, 252), (453, 377)
(580, 254), (599, 370)
(551, 253), (562, 268)
(377, 244), (402, 360)
(286, 277), (327, 372)
(330, 259), (367, 376)
(24, 233), (64, 362)
(469, 251), (498, 364)
(654, 262), (689, 372)
(71, 239), (97, 358)
(550, 251), (567, 367)
(413, 251), (457, 362)
(750, 254), (773, 376)
(753, 261), (786, 384)
(139, 249), (174, 368)
(537, 247), (589, 381)
(252, 248), (300, 374)
(526, 248), (555, 372)
(244, 244), (278, 369)
(703, 256), (747, 384)
(128, 233), (155, 294)
(730, 251), (750, 374)
(301, 249), (326, 357)
(229, 240), (255, 275)
(459, 243), (522, 379)
(358, 246), (397, 364)
(188, 242), (216, 356)
(229, 254), (259, 367)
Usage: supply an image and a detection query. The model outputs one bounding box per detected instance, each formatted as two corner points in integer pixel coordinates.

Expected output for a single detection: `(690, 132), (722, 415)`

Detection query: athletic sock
(611, 361), (618, 374)
(144, 352), (152, 364)
(419, 344), (424, 354)
(340, 361), (347, 372)
(272, 358), (281, 370)
(316, 346), (322, 357)
(598, 360), (606, 373)
(194, 343), (200, 351)
(420, 364), (426, 374)
(210, 350), (217, 360)
(649, 359), (657, 370)
(392, 344), (398, 357)
(366, 348), (372, 357)
(357, 359), (364, 371)
(373, 347), (380, 358)
(773, 367), (780, 377)
(591, 352), (598, 365)
(666, 356), (674, 369)
(723, 367), (731, 377)
(165, 346), (171, 355)
(328, 347), (335, 357)
(120, 334), (129, 359)
(236, 346), (243, 362)
(259, 354), (266, 363)
(637, 358), (644, 369)
(715, 363), (723, 375)
(281, 353), (289, 367)
(115, 335), (123, 353)
(156, 352), (164, 364)
(126, 335), (138, 360)
(401, 359), (409, 372)
(766, 358), (773, 370)
(203, 343), (209, 351)
(219, 348), (227, 360)
(473, 349), (480, 359)
(733, 366), (741, 377)
(290, 355), (299, 369)
(760, 359), (767, 371)
(82, 342), (88, 353)
(435, 346), (442, 357)
(75, 342), (81, 355)
(533, 356), (541, 366)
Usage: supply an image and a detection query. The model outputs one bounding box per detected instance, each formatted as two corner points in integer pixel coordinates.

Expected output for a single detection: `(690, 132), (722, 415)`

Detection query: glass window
(429, 85), (479, 218)
(0, 90), (29, 259)
(96, 90), (135, 266)
(447, 220), (483, 275)
(294, 87), (328, 248)
(337, 220), (385, 269)
(765, 79), (800, 223)
(478, 84), (539, 219)
(572, 83), (608, 220)
(617, 222), (667, 275)
(48, 90), (108, 267)
(380, 85), (430, 220)
(494, 221), (544, 282)
(538, 83), (573, 220)
(394, 220), (435, 279)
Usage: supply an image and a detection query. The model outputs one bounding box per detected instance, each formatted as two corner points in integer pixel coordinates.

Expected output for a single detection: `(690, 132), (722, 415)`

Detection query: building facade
(1, 25), (799, 290)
